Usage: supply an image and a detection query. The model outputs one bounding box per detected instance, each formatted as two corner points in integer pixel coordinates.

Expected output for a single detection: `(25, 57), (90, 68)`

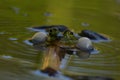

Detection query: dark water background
(0, 0), (120, 80)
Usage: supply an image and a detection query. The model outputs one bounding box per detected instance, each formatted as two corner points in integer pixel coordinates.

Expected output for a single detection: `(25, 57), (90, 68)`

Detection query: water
(0, 0), (120, 80)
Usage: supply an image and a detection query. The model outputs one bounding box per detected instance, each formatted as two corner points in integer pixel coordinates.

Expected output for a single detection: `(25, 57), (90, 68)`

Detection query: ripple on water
(81, 22), (90, 27)
(11, 7), (20, 14)
(1, 55), (13, 59)
(0, 36), (37, 63)
(8, 37), (18, 41)
(68, 66), (120, 76)
(23, 40), (33, 46)
(66, 40), (120, 79)
(0, 31), (6, 35)
(23, 13), (28, 17)
(44, 12), (53, 17)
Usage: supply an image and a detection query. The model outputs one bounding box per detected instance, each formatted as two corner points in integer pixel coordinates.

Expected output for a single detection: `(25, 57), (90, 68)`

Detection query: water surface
(0, 0), (120, 80)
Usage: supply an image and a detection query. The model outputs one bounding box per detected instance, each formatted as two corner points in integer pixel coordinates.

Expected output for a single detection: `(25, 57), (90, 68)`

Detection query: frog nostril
(49, 29), (52, 32)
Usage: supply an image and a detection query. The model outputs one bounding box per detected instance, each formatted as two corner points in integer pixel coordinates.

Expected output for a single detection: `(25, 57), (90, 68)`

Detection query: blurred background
(0, 0), (120, 80)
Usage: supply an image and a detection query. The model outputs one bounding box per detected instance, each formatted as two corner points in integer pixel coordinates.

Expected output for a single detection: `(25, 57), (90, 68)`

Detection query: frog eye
(69, 31), (73, 35)
(52, 28), (58, 31)
(48, 27), (59, 35)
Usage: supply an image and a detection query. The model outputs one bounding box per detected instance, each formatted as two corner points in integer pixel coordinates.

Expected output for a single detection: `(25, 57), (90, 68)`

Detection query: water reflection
(0, 0), (120, 80)
(26, 25), (114, 80)
(11, 7), (20, 14)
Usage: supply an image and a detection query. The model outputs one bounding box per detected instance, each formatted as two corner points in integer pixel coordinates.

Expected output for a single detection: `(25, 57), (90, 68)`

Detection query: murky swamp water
(0, 0), (120, 80)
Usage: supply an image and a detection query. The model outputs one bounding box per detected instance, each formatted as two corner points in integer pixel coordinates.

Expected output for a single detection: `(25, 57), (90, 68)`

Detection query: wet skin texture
(32, 25), (109, 42)
(29, 25), (112, 80)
